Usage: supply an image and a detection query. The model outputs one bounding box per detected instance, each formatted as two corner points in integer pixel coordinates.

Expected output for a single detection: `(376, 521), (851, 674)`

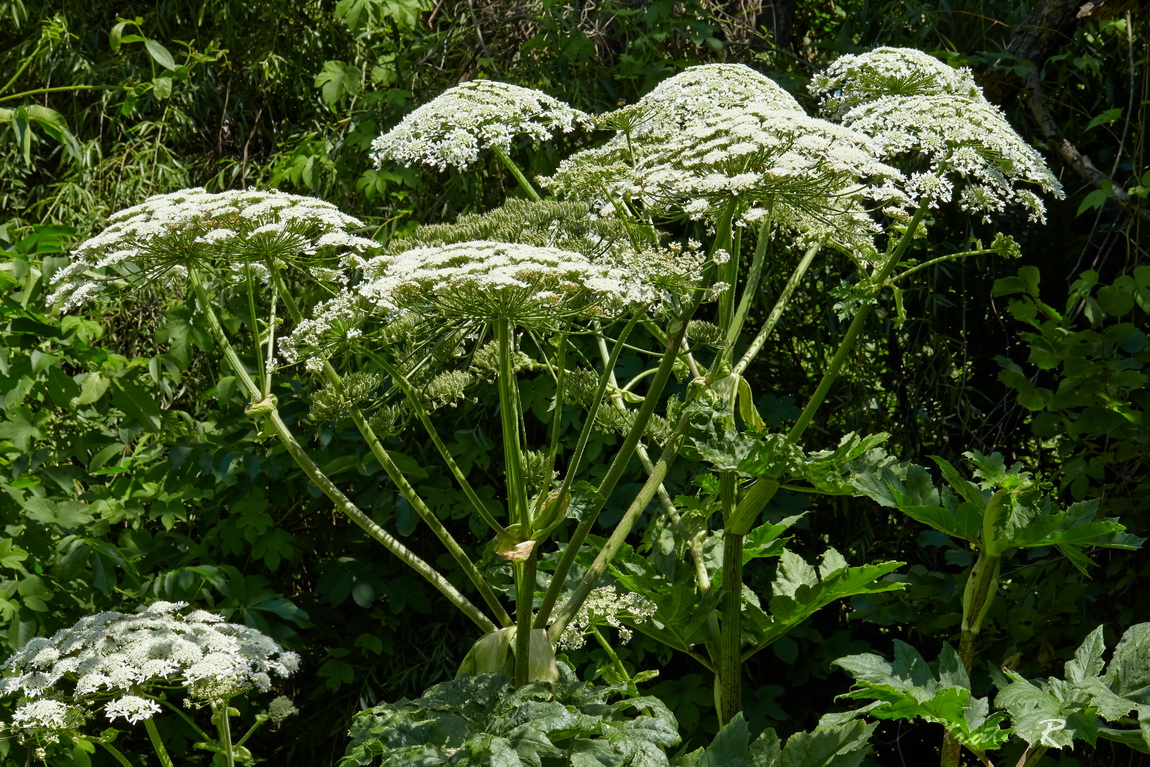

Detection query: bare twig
(1024, 66), (1150, 225)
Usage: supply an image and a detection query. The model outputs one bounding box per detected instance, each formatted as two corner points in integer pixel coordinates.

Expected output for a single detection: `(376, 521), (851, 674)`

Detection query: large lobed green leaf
(342, 666), (680, 766)
(834, 642), (1010, 756)
(673, 712), (875, 767)
(996, 623), (1150, 754)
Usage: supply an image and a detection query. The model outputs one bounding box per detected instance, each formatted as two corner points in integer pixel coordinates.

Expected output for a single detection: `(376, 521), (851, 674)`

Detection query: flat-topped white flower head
(371, 80), (590, 172)
(809, 46), (1063, 222)
(605, 63), (802, 140)
(809, 46), (982, 120)
(49, 188), (378, 311)
(628, 103), (904, 252)
(8, 699), (86, 745)
(0, 602), (298, 734)
(832, 94), (1063, 222)
(545, 65), (801, 206)
(281, 240), (683, 368)
(364, 240), (663, 323)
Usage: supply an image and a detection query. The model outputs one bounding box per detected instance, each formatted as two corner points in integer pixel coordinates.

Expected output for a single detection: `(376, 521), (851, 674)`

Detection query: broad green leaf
(316, 60), (362, 107)
(71, 371), (110, 407)
(932, 455), (987, 507)
(739, 516), (798, 565)
(1068, 625), (1108, 685)
(749, 549), (903, 653)
(776, 719), (876, 767)
(1085, 107), (1122, 131)
(109, 18), (144, 52)
(144, 38), (177, 70)
(0, 539), (29, 571)
(23, 499), (93, 529)
(1104, 623), (1150, 699)
(0, 405), (48, 451)
(996, 675), (1098, 749)
(835, 642), (1009, 754)
(23, 105), (82, 160)
(111, 378), (163, 432)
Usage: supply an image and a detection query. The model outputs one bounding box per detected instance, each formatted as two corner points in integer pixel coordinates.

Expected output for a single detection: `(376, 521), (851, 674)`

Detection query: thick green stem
(1020, 745), (1049, 767)
(274, 274), (510, 625)
(943, 551), (1000, 767)
(714, 201), (740, 339)
(536, 306), (696, 628)
(726, 211), (929, 537)
(533, 322), (571, 520)
(786, 207), (927, 443)
(717, 530), (744, 725)
(93, 740), (136, 767)
(595, 330), (677, 517)
(495, 320), (529, 528)
(723, 216), (772, 363)
(189, 272), (497, 633)
(940, 733), (962, 767)
(495, 319), (536, 683)
(347, 406), (513, 626)
(591, 625), (632, 684)
(549, 315), (642, 524)
(360, 350), (510, 538)
(493, 146), (542, 202)
(514, 551), (538, 687)
(212, 701), (235, 767)
(960, 552), (1002, 672)
(144, 716), (176, 767)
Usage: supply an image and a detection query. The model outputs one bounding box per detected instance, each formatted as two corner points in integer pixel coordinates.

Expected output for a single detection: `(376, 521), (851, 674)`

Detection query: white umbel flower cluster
(628, 103), (904, 251)
(810, 47), (1063, 222)
(605, 63), (802, 141)
(555, 585), (657, 650)
(49, 188), (378, 311)
(810, 46), (982, 120)
(544, 64), (803, 206)
(371, 80), (590, 171)
(0, 601), (299, 739)
(283, 240), (659, 366)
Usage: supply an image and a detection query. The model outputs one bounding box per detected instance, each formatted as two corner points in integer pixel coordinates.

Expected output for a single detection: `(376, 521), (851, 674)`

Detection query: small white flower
(555, 585), (657, 650)
(0, 603), (299, 728)
(605, 63), (802, 141)
(12, 699), (75, 730)
(810, 47), (1063, 222)
(267, 695), (298, 723)
(104, 695), (162, 724)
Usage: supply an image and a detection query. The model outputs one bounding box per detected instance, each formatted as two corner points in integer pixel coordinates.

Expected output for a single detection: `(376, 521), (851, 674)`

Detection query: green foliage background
(0, 0), (1145, 764)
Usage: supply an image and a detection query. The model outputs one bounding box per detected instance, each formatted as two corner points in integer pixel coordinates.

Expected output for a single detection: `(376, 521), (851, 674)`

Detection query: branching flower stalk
(144, 717), (176, 767)
(536, 303), (700, 630)
(187, 271), (499, 633)
(267, 267), (513, 626)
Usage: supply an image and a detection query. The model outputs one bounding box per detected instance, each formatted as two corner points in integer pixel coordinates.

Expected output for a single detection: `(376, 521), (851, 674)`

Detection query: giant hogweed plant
(43, 48), (1131, 763)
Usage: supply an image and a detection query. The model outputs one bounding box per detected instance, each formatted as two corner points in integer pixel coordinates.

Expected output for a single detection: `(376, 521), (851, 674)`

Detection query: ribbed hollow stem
(717, 530), (744, 724)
